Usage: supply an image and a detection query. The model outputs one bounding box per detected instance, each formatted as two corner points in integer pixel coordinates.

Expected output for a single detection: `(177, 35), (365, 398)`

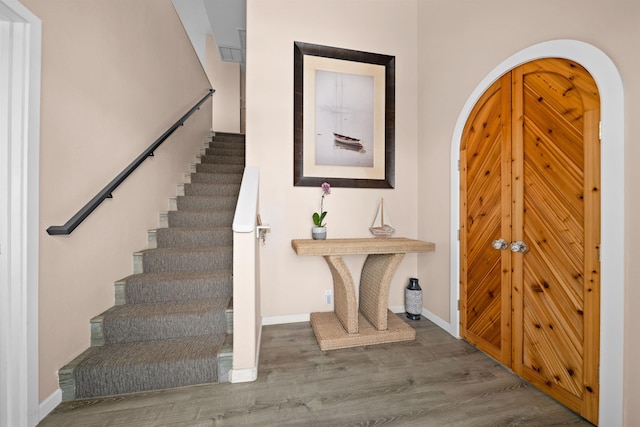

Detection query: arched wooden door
(460, 58), (600, 424)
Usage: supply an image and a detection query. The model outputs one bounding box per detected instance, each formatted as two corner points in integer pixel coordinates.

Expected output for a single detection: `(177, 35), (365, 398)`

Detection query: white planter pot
(311, 226), (327, 240)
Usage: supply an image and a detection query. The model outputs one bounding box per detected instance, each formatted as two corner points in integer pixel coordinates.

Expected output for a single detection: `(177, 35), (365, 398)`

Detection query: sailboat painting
(315, 70), (374, 167)
(370, 198), (395, 238)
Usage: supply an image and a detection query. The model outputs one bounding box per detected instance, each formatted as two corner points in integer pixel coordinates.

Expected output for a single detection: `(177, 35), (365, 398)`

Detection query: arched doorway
(449, 40), (624, 426)
(459, 58), (600, 423)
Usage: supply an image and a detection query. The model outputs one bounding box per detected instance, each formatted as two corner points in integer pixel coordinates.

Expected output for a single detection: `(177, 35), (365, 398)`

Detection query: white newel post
(231, 166), (261, 382)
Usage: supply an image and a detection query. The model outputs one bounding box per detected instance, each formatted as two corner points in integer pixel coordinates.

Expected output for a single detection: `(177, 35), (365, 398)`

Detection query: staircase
(59, 132), (245, 400)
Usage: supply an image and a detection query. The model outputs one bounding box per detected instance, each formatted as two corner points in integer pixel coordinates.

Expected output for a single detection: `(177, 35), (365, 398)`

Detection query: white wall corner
(230, 321), (262, 384)
(0, 1), (41, 426)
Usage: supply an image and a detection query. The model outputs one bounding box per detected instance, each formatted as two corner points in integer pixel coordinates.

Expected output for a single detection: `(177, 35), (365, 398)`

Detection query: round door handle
(510, 241), (528, 253)
(492, 239), (508, 250)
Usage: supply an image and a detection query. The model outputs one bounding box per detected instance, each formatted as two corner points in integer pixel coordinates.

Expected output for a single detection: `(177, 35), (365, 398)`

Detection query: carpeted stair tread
(174, 195), (238, 211)
(204, 147), (245, 157)
(154, 227), (232, 248)
(205, 141), (245, 151)
(96, 298), (229, 344)
(189, 172), (243, 184)
(166, 210), (234, 228)
(205, 145), (244, 154)
(211, 132), (245, 143)
(71, 334), (225, 398)
(139, 246), (232, 273)
(116, 270), (232, 304)
(183, 182), (241, 196)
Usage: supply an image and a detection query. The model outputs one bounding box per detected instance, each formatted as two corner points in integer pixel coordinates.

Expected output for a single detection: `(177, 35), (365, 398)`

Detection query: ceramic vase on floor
(405, 277), (422, 320)
(312, 227), (326, 240)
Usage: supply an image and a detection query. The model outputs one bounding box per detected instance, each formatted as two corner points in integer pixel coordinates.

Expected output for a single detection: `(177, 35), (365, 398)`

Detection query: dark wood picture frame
(293, 41), (395, 188)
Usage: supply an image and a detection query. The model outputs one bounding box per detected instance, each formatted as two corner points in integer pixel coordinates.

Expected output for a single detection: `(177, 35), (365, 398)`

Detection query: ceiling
(172, 0), (246, 69)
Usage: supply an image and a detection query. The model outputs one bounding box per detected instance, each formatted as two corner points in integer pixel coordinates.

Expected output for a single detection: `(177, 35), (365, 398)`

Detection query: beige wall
(246, 0), (421, 319)
(21, 0), (212, 400)
(22, 0), (640, 423)
(206, 34), (241, 133)
(248, 0), (639, 424)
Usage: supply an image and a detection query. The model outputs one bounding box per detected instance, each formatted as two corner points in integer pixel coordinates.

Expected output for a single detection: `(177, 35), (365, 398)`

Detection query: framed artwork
(293, 41), (395, 188)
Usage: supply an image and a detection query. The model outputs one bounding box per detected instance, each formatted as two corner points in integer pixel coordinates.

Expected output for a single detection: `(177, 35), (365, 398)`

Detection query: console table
(291, 238), (435, 350)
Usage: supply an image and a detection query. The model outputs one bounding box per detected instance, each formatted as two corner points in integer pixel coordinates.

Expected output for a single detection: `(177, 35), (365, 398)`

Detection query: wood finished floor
(39, 315), (594, 426)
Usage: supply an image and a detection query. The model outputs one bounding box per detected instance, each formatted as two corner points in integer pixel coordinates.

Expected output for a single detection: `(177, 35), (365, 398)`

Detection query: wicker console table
(291, 237), (435, 350)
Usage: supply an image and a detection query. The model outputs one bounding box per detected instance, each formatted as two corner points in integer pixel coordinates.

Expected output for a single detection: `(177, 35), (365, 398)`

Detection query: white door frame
(0, 1), (41, 426)
(449, 40), (624, 426)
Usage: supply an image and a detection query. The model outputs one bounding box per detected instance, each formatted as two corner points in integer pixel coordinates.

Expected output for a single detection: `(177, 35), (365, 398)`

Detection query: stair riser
(115, 274), (232, 305)
(71, 336), (224, 399)
(173, 196), (238, 211)
(95, 310), (227, 345)
(205, 147), (245, 157)
(165, 211), (234, 228)
(155, 228), (232, 248)
(207, 141), (245, 151)
(183, 183), (241, 197)
(200, 155), (244, 165)
(138, 249), (232, 273)
(75, 362), (217, 399)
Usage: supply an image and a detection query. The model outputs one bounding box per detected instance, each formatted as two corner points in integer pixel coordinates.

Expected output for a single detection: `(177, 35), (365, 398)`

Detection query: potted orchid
(312, 182), (331, 240)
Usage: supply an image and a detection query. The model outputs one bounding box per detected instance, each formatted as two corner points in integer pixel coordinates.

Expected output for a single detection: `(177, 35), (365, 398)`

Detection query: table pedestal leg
(359, 253), (405, 331)
(323, 255), (358, 334)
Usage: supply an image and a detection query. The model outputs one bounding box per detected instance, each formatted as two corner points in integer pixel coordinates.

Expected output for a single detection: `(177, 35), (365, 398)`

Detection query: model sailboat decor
(370, 198), (395, 238)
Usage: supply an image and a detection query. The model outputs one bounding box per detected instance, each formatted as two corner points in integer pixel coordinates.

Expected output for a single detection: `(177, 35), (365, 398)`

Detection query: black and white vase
(405, 277), (422, 320)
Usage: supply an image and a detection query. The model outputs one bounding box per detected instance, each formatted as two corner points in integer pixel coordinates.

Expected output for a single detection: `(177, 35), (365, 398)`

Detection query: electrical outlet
(325, 289), (332, 305)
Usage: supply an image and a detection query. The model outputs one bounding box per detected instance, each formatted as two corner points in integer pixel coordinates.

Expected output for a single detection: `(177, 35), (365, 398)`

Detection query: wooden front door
(460, 58), (601, 424)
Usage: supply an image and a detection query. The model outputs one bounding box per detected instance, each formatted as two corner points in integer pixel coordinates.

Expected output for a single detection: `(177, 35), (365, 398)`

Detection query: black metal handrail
(47, 89), (214, 235)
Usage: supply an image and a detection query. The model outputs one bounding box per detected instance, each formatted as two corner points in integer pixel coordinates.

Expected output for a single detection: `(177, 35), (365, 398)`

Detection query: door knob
(510, 241), (528, 253)
(492, 239), (508, 250)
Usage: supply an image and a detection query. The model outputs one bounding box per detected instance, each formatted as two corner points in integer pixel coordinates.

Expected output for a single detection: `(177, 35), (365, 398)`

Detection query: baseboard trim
(389, 305), (455, 336)
(388, 305), (405, 314)
(39, 388), (62, 422)
(262, 313), (310, 325)
(421, 307), (455, 337)
(229, 366), (257, 383)
(263, 308), (453, 337)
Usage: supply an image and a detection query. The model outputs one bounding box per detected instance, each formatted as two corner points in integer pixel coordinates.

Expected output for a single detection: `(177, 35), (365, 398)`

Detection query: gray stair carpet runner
(59, 132), (245, 400)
